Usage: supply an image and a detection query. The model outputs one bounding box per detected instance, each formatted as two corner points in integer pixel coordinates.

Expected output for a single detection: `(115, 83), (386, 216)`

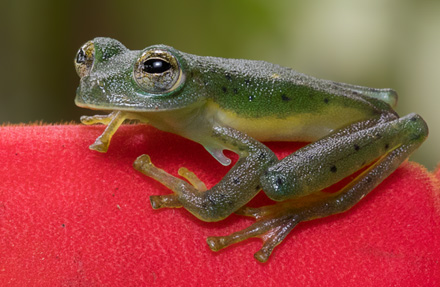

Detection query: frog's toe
(234, 206), (266, 219)
(254, 218), (299, 262)
(80, 112), (116, 125)
(89, 138), (109, 153)
(150, 194), (182, 209)
(133, 154), (153, 170)
(178, 167), (207, 191)
(80, 115), (100, 125)
(133, 154), (170, 182)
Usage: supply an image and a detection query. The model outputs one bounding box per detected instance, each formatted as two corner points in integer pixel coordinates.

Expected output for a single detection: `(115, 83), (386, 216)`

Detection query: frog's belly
(213, 105), (371, 142)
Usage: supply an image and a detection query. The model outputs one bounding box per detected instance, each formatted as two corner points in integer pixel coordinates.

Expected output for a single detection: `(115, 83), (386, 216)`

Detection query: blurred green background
(1, 0), (439, 169)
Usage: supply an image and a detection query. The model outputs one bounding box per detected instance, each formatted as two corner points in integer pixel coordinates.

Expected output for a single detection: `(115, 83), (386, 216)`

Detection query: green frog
(74, 37), (428, 262)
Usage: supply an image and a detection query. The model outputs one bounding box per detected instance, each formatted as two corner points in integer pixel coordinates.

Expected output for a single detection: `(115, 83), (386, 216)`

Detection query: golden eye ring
(74, 40), (95, 78)
(133, 48), (183, 94)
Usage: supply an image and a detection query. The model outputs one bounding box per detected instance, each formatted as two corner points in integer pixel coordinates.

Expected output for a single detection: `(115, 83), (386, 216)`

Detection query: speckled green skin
(75, 38), (428, 262)
(76, 38), (394, 117)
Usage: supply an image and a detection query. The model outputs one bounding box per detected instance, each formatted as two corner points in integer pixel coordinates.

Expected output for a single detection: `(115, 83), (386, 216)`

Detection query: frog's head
(74, 37), (200, 111)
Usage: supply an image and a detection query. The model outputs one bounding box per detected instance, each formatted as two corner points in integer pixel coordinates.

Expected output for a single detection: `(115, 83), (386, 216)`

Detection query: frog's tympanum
(74, 38), (428, 262)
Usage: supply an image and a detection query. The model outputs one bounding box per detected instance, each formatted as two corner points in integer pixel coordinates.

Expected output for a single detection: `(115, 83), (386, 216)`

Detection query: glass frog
(74, 38), (428, 262)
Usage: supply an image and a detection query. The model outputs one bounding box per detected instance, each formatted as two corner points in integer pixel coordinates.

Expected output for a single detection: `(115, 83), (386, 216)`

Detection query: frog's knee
(404, 113), (428, 143)
(260, 169), (302, 201)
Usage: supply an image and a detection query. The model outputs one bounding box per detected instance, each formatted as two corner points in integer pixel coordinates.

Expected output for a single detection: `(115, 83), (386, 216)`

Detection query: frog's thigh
(261, 113), (428, 201)
(209, 113), (427, 262)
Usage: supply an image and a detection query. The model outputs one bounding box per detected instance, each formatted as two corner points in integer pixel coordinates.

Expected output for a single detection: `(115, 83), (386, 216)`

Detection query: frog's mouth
(75, 83), (191, 113)
(75, 98), (115, 111)
(74, 84), (140, 112)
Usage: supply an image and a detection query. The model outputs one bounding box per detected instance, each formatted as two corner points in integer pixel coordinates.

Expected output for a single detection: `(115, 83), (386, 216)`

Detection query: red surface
(0, 124), (439, 286)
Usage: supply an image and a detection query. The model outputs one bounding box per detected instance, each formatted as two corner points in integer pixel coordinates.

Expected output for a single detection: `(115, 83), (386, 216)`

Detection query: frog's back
(186, 54), (398, 142)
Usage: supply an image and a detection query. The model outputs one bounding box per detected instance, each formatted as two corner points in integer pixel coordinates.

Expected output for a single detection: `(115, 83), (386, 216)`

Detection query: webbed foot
(207, 201), (303, 263)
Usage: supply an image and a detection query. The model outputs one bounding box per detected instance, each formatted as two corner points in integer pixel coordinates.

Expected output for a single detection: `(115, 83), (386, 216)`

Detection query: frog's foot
(207, 201), (304, 263)
(207, 191), (348, 262)
(133, 154), (207, 209)
(80, 111), (126, 152)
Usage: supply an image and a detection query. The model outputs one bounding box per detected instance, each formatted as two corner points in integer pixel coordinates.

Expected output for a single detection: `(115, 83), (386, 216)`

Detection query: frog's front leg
(207, 113), (428, 262)
(80, 111), (127, 152)
(133, 155), (207, 209)
(133, 126), (278, 222)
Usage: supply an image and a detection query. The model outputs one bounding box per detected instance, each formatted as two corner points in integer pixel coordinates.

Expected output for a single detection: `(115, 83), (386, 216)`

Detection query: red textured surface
(0, 124), (439, 286)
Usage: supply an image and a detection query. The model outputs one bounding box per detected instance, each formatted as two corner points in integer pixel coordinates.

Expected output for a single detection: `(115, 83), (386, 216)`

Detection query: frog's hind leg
(207, 113), (428, 262)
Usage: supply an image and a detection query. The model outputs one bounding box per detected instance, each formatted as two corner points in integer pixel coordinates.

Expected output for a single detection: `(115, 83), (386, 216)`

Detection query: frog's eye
(74, 40), (95, 78)
(133, 49), (183, 94)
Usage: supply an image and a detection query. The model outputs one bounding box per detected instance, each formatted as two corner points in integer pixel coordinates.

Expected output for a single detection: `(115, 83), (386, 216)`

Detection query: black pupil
(142, 59), (171, 74)
(76, 49), (86, 64)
